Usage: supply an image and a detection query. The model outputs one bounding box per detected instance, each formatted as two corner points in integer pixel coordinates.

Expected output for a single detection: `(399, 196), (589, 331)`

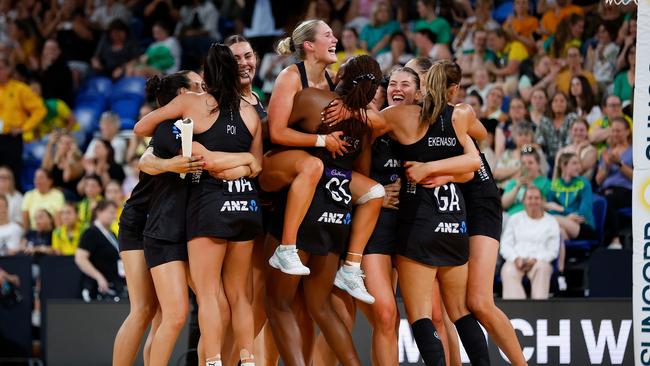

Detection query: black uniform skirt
(397, 183), (469, 266)
(365, 207), (398, 255)
(187, 177), (263, 242)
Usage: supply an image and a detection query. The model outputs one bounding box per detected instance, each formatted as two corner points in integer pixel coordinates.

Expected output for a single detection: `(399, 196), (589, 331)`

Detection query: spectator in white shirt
(500, 185), (560, 300)
(0, 194), (23, 255)
(0, 166), (22, 225)
(85, 112), (127, 165)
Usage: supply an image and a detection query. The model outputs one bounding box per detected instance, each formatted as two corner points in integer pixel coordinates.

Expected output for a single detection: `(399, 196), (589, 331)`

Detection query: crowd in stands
(0, 0), (636, 304)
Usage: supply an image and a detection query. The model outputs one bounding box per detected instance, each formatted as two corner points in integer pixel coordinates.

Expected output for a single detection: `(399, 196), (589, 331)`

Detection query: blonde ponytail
(275, 19), (326, 60)
(419, 60), (462, 125)
(276, 36), (294, 56)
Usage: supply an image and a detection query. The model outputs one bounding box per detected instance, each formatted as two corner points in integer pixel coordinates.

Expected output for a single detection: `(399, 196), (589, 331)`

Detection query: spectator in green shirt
(613, 44), (635, 104)
(360, 1), (401, 55)
(501, 145), (552, 216)
(412, 0), (452, 44)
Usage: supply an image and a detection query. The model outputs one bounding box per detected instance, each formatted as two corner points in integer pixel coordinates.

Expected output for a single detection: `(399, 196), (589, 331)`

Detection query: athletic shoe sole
(268, 254), (310, 276)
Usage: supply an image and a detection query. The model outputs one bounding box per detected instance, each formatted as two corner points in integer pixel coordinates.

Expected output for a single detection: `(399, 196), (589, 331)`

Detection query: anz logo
(220, 200), (259, 212)
(317, 212), (351, 225)
(434, 221), (467, 234)
(384, 159), (401, 168)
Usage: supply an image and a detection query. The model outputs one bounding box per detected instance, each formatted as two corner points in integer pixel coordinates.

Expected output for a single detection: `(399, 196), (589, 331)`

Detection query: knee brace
(355, 183), (385, 205)
(411, 318), (445, 366)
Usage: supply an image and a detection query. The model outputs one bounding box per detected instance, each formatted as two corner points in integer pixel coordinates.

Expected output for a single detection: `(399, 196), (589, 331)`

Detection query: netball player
(113, 71), (204, 366)
(264, 55), (383, 366)
(134, 44), (263, 366)
(381, 60), (490, 365)
(261, 21), (382, 306)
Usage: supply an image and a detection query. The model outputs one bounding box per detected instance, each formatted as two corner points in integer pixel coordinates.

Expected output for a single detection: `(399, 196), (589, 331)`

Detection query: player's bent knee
(356, 183), (385, 205)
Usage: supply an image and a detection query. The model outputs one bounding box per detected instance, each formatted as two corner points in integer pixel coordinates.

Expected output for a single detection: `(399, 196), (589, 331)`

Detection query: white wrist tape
(355, 183), (386, 205)
(315, 134), (327, 147)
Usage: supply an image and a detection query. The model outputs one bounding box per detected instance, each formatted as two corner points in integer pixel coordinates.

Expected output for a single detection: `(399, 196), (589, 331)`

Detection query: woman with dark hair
(87, 138), (126, 186)
(75, 200), (123, 298)
(494, 97), (530, 159)
(535, 92), (577, 167)
(333, 27), (368, 73)
(265, 54), (382, 366)
(135, 44), (263, 366)
(380, 60), (489, 365)
(556, 118), (597, 180)
(569, 75), (601, 124)
(405, 56), (433, 92)
(546, 13), (584, 59)
(91, 19), (139, 79)
(112, 70), (206, 366)
(22, 168), (65, 230)
(613, 44), (635, 104)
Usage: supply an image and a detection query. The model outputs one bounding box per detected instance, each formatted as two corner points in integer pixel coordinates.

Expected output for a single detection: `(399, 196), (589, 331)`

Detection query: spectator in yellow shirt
(104, 180), (124, 236)
(21, 168), (65, 230)
(486, 29), (529, 95)
(52, 202), (86, 255)
(555, 46), (597, 96)
(0, 56), (47, 187)
(331, 28), (368, 73)
(589, 94), (633, 153)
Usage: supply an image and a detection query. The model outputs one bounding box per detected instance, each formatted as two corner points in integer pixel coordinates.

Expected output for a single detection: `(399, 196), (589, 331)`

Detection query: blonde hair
(276, 19), (327, 59)
(370, 1), (392, 26)
(420, 60), (462, 125)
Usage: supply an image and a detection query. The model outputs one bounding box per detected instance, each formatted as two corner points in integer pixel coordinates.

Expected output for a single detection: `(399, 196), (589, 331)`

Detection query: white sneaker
(607, 242), (623, 250)
(557, 275), (567, 292)
(268, 245), (310, 275)
(334, 266), (375, 304)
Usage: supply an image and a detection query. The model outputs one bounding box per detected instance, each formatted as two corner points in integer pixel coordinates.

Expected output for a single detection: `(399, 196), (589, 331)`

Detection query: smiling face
(531, 89), (547, 112)
(509, 99), (526, 122)
(551, 93), (568, 116)
(563, 156), (581, 178)
(229, 41), (257, 89)
(387, 70), (419, 106)
(307, 23), (338, 64)
(341, 28), (358, 51)
(521, 153), (540, 177)
(570, 77), (583, 98)
(570, 120), (588, 143)
(523, 187), (543, 216)
(487, 87), (504, 110)
(60, 204), (78, 226)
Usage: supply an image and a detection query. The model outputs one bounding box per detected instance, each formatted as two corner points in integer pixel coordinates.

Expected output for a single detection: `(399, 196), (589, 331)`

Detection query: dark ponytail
(204, 43), (241, 114)
(145, 70), (193, 107)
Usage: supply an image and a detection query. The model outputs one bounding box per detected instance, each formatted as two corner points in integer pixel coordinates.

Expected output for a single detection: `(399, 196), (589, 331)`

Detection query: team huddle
(113, 19), (527, 366)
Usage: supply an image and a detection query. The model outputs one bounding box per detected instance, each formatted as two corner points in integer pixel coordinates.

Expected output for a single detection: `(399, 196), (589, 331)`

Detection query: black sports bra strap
(296, 61), (310, 89)
(296, 61), (335, 91)
(325, 72), (335, 91)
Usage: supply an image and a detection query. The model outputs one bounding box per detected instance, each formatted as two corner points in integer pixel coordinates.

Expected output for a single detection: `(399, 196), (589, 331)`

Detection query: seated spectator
(569, 75), (602, 125)
(616, 13), (636, 47)
(28, 80), (79, 141)
(585, 23), (620, 93)
(486, 29), (529, 95)
(121, 156), (140, 198)
(545, 14), (584, 59)
(495, 97), (530, 158)
(589, 94), (633, 152)
(21, 168), (65, 230)
(85, 112), (128, 165)
(104, 180), (123, 235)
(452, 0), (499, 55)
(466, 91), (483, 117)
(51, 202), (84, 256)
(518, 55), (559, 102)
(332, 27), (368, 73)
(556, 118), (598, 181)
(258, 52), (293, 101)
(0, 55), (47, 187)
(23, 208), (56, 255)
(503, 0), (538, 51)
(481, 85), (506, 122)
(456, 29), (494, 79)
(84, 139), (126, 186)
(0, 194), (24, 255)
(466, 68), (492, 104)
(7, 19), (38, 67)
(479, 118), (499, 170)
(91, 19), (139, 80)
(500, 144), (551, 213)
(360, 1), (400, 55)
(535, 92), (577, 166)
(500, 185), (560, 300)
(613, 44), (635, 104)
(529, 88), (549, 128)
(376, 32), (413, 75)
(31, 38), (74, 107)
(0, 167), (23, 225)
(539, 0), (583, 39)
(595, 117), (633, 249)
(547, 153), (596, 243)
(42, 131), (84, 200)
(89, 0), (131, 30)
(128, 20), (181, 77)
(75, 200), (124, 298)
(412, 0), (452, 44)
(76, 175), (103, 228)
(412, 28), (451, 61)
(125, 104), (154, 163)
(555, 46), (598, 96)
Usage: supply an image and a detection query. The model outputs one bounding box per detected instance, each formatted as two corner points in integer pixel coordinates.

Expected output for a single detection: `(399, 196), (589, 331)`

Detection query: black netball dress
(365, 135), (401, 255)
(117, 171), (153, 252)
(187, 108), (263, 242)
(141, 120), (190, 268)
(396, 105), (469, 266)
(459, 144), (502, 241)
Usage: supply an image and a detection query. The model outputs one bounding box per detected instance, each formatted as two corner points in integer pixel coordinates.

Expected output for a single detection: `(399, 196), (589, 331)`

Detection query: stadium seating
(565, 194), (607, 252)
(109, 77), (146, 130)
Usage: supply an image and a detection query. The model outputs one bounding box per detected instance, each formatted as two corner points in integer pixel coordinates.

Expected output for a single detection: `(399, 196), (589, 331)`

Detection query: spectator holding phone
(501, 145), (551, 216)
